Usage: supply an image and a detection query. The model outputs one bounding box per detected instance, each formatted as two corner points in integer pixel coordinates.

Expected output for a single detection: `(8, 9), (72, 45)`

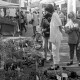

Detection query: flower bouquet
(64, 20), (79, 34)
(0, 37), (45, 80)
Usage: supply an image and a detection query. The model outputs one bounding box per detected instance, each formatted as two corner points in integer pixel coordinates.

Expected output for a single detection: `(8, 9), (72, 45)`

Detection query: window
(2, 0), (19, 4)
(11, 0), (19, 4)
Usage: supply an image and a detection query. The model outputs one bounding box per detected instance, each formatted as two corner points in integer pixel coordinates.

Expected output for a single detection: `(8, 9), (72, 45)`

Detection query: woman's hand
(59, 26), (63, 33)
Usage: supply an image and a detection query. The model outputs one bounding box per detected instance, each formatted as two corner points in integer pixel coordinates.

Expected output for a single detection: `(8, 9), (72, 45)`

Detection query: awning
(30, 0), (41, 3)
(40, 0), (55, 4)
(0, 1), (19, 8)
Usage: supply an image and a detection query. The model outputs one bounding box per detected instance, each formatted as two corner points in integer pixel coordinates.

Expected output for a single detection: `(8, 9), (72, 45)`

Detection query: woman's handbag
(29, 19), (34, 24)
(76, 31), (80, 54)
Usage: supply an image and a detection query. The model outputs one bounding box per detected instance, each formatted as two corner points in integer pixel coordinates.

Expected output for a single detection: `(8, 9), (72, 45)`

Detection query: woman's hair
(68, 12), (75, 19)
(45, 4), (54, 14)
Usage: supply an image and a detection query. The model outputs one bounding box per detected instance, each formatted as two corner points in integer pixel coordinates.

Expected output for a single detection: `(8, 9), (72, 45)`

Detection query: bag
(76, 32), (80, 62)
(41, 18), (49, 28)
(75, 31), (80, 44)
(29, 19), (34, 24)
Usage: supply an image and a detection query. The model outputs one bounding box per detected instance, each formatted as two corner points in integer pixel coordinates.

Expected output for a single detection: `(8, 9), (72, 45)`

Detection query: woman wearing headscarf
(65, 12), (80, 66)
(49, 5), (63, 70)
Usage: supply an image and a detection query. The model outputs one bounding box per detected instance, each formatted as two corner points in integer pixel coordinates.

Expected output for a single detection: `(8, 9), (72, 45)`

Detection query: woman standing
(65, 12), (80, 66)
(41, 4), (54, 61)
(32, 11), (39, 37)
(49, 6), (63, 69)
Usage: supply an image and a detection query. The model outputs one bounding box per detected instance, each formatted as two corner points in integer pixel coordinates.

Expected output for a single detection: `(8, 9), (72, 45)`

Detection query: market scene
(0, 0), (80, 80)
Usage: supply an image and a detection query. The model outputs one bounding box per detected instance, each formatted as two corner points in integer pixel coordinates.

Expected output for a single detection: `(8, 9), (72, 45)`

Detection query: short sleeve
(51, 12), (62, 27)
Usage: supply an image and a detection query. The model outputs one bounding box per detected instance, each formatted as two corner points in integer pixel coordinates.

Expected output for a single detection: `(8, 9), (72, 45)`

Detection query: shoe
(67, 61), (73, 66)
(48, 58), (53, 62)
(48, 65), (60, 70)
(78, 63), (80, 66)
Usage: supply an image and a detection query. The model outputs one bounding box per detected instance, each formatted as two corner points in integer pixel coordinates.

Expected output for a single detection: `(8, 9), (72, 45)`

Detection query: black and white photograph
(0, 0), (80, 80)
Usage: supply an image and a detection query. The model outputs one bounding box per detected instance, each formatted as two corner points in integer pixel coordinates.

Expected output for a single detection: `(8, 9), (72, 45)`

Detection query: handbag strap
(75, 30), (80, 44)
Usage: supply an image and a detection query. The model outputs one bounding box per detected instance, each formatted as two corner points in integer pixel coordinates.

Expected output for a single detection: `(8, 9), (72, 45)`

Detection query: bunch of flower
(0, 37), (44, 69)
(64, 20), (79, 33)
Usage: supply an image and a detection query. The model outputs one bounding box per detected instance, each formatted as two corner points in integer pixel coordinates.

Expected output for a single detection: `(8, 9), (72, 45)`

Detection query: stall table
(0, 17), (18, 36)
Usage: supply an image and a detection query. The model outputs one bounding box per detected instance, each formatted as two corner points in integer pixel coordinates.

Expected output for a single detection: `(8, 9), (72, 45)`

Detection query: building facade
(2, 0), (19, 4)
(20, 0), (28, 7)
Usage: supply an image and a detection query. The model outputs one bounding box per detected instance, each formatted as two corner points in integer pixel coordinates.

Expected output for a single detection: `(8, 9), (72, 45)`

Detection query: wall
(20, 0), (25, 7)
(2, 0), (19, 4)
(20, 0), (27, 7)
(55, 0), (65, 10)
(67, 0), (76, 14)
(76, 0), (80, 7)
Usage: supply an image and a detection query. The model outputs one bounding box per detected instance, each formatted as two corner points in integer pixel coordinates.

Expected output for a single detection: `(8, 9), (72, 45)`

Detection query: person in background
(49, 5), (63, 70)
(59, 11), (65, 26)
(15, 9), (20, 32)
(26, 11), (33, 25)
(41, 4), (54, 61)
(24, 11), (28, 31)
(65, 12), (80, 66)
(32, 11), (39, 37)
(37, 12), (40, 25)
(6, 9), (10, 19)
(19, 11), (27, 35)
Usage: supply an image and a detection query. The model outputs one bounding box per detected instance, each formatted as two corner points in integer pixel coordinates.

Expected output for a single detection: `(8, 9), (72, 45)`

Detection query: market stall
(0, 2), (19, 36)
(0, 17), (18, 36)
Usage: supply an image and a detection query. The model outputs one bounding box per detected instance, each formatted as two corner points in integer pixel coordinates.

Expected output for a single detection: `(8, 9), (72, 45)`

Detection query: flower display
(64, 20), (79, 33)
(0, 37), (44, 80)
(0, 37), (43, 66)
